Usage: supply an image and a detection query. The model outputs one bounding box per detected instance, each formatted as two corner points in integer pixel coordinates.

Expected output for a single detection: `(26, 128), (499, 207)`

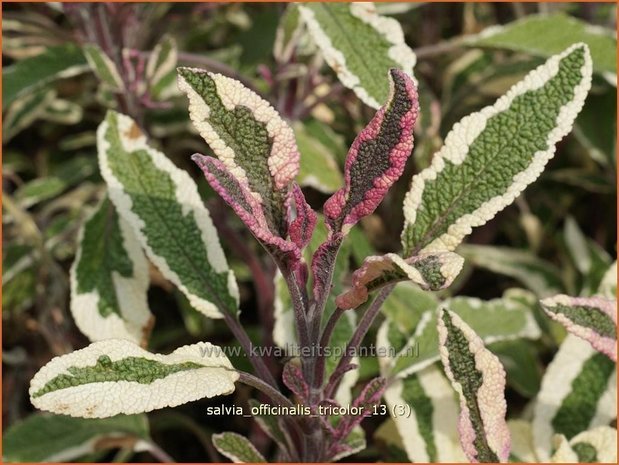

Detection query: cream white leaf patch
(29, 339), (238, 418)
(551, 426), (617, 463)
(83, 43), (124, 92)
(532, 334), (616, 461)
(70, 196), (153, 346)
(384, 365), (466, 462)
(212, 432), (266, 463)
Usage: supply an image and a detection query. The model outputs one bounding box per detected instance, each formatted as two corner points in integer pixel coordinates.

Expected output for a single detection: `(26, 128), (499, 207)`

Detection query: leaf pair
(338, 43), (593, 309)
(177, 67), (316, 275)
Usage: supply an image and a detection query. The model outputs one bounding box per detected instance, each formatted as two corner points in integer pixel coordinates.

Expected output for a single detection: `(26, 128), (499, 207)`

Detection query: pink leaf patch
(282, 361), (309, 403)
(438, 308), (511, 463)
(323, 69), (419, 235)
(193, 154), (299, 261)
(540, 295), (617, 361)
(287, 183), (317, 250)
(336, 252), (464, 310)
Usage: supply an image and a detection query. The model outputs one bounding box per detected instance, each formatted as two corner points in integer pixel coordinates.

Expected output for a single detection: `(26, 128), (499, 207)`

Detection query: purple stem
(324, 285), (394, 398)
(313, 307), (345, 387)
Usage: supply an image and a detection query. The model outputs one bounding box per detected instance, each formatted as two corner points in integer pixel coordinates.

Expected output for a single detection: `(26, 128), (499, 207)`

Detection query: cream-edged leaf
(97, 111), (239, 318)
(212, 432), (266, 463)
(146, 35), (178, 100)
(298, 2), (416, 108)
(541, 294), (617, 361)
(336, 252), (463, 310)
(83, 43), (124, 91)
(384, 365), (466, 462)
(438, 309), (511, 463)
(29, 339), (238, 419)
(532, 334), (616, 461)
(70, 196), (153, 346)
(379, 291), (541, 378)
(402, 43), (592, 255)
(177, 67), (299, 238)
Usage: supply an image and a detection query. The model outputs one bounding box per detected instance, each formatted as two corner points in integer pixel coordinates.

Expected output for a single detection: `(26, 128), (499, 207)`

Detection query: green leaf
(212, 432), (266, 463)
(540, 294), (616, 361)
(532, 334), (616, 461)
(384, 365), (466, 462)
(2, 88), (56, 143)
(29, 339), (238, 418)
(489, 339), (542, 398)
(573, 86), (617, 166)
(381, 282), (438, 334)
(437, 309), (510, 463)
(378, 291), (540, 378)
(98, 111), (239, 318)
(2, 413), (149, 462)
(71, 196), (153, 346)
(83, 43), (124, 91)
(2, 43), (89, 110)
(40, 97), (83, 125)
(402, 44), (592, 256)
(458, 244), (564, 297)
(470, 14), (616, 81)
(294, 122), (344, 193)
(146, 35), (178, 100)
(298, 2), (416, 108)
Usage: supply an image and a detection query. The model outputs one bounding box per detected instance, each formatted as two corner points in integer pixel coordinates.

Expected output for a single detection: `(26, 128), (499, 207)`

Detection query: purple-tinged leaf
(287, 183), (317, 250)
(193, 154), (299, 261)
(310, 234), (343, 302)
(336, 252), (464, 310)
(323, 69), (419, 235)
(438, 308), (511, 463)
(332, 377), (386, 443)
(282, 361), (309, 403)
(540, 295), (617, 361)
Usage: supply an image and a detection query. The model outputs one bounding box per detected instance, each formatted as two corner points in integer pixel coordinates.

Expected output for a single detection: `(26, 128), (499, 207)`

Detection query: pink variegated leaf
(336, 252), (464, 310)
(192, 154), (299, 261)
(323, 69), (419, 236)
(282, 361), (309, 403)
(287, 183), (317, 250)
(540, 295), (617, 361)
(438, 308), (511, 463)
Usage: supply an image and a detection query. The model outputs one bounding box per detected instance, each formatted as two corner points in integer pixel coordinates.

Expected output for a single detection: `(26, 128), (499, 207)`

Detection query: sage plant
(27, 25), (616, 462)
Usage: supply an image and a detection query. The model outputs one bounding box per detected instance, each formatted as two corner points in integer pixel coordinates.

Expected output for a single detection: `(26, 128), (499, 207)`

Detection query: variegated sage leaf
(541, 295), (617, 361)
(212, 432), (266, 463)
(532, 334), (616, 461)
(70, 196), (153, 346)
(402, 43), (592, 256)
(29, 339), (238, 418)
(177, 67), (299, 237)
(2, 88), (56, 143)
(597, 261), (617, 298)
(438, 309), (511, 463)
(287, 183), (317, 251)
(83, 44), (124, 92)
(377, 291), (540, 378)
(298, 2), (416, 108)
(336, 251), (463, 310)
(192, 154), (299, 260)
(551, 426), (617, 463)
(2, 413), (149, 462)
(98, 111), (239, 318)
(146, 35), (178, 100)
(383, 365), (466, 462)
(323, 69), (419, 236)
